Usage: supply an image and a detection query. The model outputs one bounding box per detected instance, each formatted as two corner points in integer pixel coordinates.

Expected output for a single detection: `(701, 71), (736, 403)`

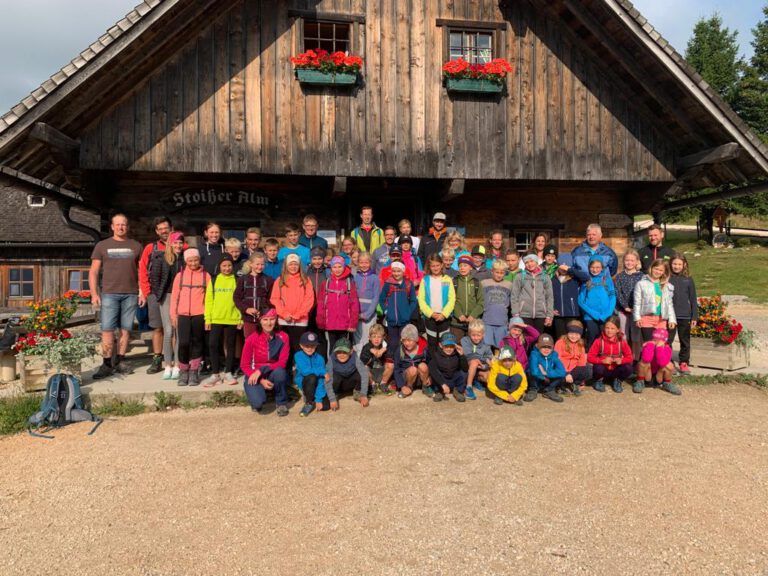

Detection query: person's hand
(261, 378), (274, 390)
(205, 324), (211, 331)
(558, 264), (570, 273)
(603, 357), (613, 365)
(668, 322), (676, 330)
(655, 340), (664, 347)
(459, 315), (467, 323)
(315, 402), (324, 412)
(565, 374), (574, 384)
(466, 316), (474, 322)
(138, 294), (146, 307)
(237, 322), (243, 330)
(455, 345), (464, 355)
(245, 307), (257, 317)
(359, 396), (369, 407)
(286, 315), (294, 323)
(247, 371), (261, 385)
(554, 310), (560, 316)
(92, 293), (101, 308)
(330, 401), (339, 411)
(625, 308), (632, 313)
(691, 320), (697, 328)
(635, 321), (642, 328)
(544, 317), (553, 327)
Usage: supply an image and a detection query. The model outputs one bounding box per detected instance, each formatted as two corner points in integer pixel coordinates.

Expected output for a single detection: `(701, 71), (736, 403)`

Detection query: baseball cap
(537, 334), (555, 349)
(499, 346), (514, 360)
(433, 212), (447, 221)
(389, 244), (403, 256)
(300, 332), (319, 347)
(333, 338), (352, 354)
(471, 245), (486, 256)
(440, 332), (457, 346)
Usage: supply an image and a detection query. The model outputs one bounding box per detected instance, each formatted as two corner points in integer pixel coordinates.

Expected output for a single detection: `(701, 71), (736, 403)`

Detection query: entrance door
(345, 195), (423, 236)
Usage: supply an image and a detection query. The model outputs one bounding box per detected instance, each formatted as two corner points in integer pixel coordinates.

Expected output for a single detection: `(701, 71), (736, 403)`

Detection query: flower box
(445, 77), (504, 94)
(18, 354), (49, 392)
(689, 337), (750, 371)
(295, 69), (358, 86)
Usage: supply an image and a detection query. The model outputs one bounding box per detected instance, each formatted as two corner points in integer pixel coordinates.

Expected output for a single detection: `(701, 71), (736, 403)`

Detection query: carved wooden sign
(166, 189), (270, 209)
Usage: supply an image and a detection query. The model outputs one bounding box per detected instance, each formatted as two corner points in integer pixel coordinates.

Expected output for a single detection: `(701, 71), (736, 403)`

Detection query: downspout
(55, 199), (102, 243)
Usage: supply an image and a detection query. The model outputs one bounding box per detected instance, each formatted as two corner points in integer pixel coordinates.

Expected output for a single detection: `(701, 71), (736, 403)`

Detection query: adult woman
(486, 230), (506, 264)
(270, 254), (315, 359)
(528, 232), (550, 263)
(633, 258), (676, 342)
(445, 230), (470, 270)
(240, 308), (290, 416)
(199, 221), (226, 277)
(398, 219), (421, 254)
(148, 231), (185, 379)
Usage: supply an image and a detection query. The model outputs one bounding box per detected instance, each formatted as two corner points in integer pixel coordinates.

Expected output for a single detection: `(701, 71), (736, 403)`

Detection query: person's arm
(138, 243), (152, 301)
(523, 324), (540, 347)
(417, 279), (433, 318)
(509, 275), (521, 316)
(442, 279), (456, 318)
(240, 337), (255, 378)
(470, 280), (484, 319)
(298, 281), (315, 320)
(544, 275), (554, 320)
(315, 281), (327, 329)
(551, 355), (567, 379)
(407, 283), (419, 317)
(608, 248), (619, 276)
(666, 285), (677, 327)
(620, 340), (633, 365)
(233, 276), (247, 314)
(587, 339), (602, 365)
(632, 282), (643, 323)
(689, 278), (699, 322)
(204, 280), (214, 326)
(348, 282), (360, 331)
(169, 274), (181, 324)
(89, 258), (102, 307)
(604, 278), (617, 321)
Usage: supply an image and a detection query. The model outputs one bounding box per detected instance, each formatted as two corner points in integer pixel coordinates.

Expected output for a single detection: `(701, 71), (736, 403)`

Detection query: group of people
(88, 209), (697, 417)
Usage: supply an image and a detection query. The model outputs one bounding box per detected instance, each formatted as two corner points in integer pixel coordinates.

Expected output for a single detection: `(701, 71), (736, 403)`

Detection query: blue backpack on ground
(27, 373), (102, 439)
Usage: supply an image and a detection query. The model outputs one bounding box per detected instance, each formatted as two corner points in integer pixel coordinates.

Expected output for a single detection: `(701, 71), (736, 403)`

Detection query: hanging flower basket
(442, 57), (513, 94)
(291, 50), (362, 86)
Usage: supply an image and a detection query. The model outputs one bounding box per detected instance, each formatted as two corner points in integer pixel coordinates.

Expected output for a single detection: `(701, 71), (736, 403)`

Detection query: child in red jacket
(635, 328), (681, 396)
(587, 315), (633, 394)
(316, 256), (360, 354)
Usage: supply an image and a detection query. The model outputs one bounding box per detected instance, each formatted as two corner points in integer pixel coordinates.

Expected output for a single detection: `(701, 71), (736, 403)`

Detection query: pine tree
(685, 14), (743, 103)
(733, 5), (768, 142)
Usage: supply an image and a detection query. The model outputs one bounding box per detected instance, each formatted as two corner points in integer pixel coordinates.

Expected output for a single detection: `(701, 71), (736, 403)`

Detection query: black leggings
(424, 317), (451, 352)
(668, 319), (692, 364)
(177, 315), (205, 364)
(302, 374), (330, 410)
(209, 324), (237, 374)
(281, 325), (306, 370)
(333, 372), (361, 397)
(522, 317), (549, 336)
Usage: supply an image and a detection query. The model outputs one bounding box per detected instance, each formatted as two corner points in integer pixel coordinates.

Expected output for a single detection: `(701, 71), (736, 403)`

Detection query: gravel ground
(2, 384), (768, 576)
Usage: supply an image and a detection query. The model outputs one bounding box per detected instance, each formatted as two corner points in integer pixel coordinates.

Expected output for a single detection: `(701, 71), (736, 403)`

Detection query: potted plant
(690, 294), (757, 371)
(442, 57), (514, 94)
(14, 330), (96, 392)
(290, 49), (363, 86)
(64, 290), (92, 304)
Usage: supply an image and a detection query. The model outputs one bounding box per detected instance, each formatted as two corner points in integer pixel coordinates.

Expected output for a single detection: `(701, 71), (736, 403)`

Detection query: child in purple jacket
(498, 316), (540, 371)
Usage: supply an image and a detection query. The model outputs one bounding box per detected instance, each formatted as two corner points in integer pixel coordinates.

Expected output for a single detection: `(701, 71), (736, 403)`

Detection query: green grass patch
(679, 373), (767, 388)
(92, 395), (147, 417)
(154, 391), (182, 412)
(209, 391), (248, 407)
(0, 394), (42, 435)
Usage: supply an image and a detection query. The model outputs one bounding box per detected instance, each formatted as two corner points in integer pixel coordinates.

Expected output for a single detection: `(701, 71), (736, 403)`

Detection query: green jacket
(204, 273), (242, 325)
(451, 274), (484, 326)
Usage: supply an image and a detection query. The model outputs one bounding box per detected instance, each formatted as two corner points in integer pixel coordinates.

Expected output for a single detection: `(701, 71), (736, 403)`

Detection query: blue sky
(0, 0), (763, 115)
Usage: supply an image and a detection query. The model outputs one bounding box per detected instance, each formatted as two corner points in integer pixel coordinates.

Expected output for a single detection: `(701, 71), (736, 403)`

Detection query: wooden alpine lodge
(1, 0), (768, 306)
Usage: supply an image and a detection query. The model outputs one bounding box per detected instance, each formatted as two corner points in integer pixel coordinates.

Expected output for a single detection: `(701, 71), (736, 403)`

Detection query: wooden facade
(79, 0), (675, 183)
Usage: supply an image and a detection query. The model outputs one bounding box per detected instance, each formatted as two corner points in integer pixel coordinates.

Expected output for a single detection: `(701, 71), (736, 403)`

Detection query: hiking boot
(612, 379), (624, 393)
(572, 383), (582, 397)
(92, 363), (114, 380)
(276, 405), (289, 417)
(543, 390), (564, 403)
(146, 354), (163, 374)
(178, 370), (189, 386)
(188, 369), (200, 386)
(678, 362), (691, 375)
(422, 386), (434, 398)
(464, 386), (477, 400)
(299, 403), (315, 417)
(432, 392), (445, 402)
(632, 380), (645, 394)
(452, 389), (466, 403)
(661, 382), (682, 396)
(593, 380), (605, 393)
(113, 361), (134, 375)
(514, 399), (524, 406)
(202, 373), (222, 388)
(523, 389), (537, 402)
(493, 397), (504, 405)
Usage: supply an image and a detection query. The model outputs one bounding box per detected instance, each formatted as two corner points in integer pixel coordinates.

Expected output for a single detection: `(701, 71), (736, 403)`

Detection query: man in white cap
(418, 212), (448, 263)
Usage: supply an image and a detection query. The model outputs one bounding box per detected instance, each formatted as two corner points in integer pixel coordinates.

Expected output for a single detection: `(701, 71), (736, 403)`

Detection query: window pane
(450, 48), (464, 61)
(9, 269), (19, 282)
(335, 24), (349, 41)
(449, 32), (463, 48)
(477, 34), (492, 49)
(478, 49), (492, 64)
(22, 283), (34, 297)
(465, 33), (475, 49)
(9, 284), (19, 297)
(336, 39), (349, 53)
(68, 271), (80, 291)
(304, 21), (319, 39)
(22, 268), (33, 281)
(83, 276), (90, 291)
(319, 40), (334, 53)
(319, 22), (334, 39)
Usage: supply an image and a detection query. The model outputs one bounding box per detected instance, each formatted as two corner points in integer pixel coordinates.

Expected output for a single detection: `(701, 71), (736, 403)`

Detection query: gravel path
(2, 384), (767, 575)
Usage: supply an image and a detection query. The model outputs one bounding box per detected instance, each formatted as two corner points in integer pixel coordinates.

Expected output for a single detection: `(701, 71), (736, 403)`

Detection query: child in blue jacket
(526, 333), (567, 403)
(552, 253), (581, 339)
(379, 262), (418, 351)
(294, 332), (328, 417)
(577, 255), (617, 347)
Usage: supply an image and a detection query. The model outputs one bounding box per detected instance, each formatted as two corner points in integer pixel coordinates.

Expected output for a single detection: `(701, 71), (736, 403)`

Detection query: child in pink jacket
(636, 328), (681, 396)
(316, 256), (360, 354)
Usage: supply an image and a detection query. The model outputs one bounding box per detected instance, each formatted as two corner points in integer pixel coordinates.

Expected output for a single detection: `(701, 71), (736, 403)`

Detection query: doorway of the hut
(343, 178), (431, 236)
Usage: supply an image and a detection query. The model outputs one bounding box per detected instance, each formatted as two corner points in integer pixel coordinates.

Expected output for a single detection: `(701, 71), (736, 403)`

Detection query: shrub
(0, 394), (42, 435)
(154, 391), (181, 412)
(736, 238), (751, 248)
(210, 391), (248, 407)
(696, 239), (708, 250)
(92, 395), (146, 417)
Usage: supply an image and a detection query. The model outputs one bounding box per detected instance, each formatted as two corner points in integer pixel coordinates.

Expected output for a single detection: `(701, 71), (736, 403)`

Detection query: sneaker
(543, 390), (564, 403)
(113, 361), (134, 375)
(380, 383), (393, 396)
(452, 389), (466, 403)
(514, 399), (524, 406)
(523, 389), (537, 402)
(422, 386), (434, 398)
(432, 392), (445, 402)
(222, 372), (238, 386)
(202, 373), (222, 388)
(464, 386), (477, 400)
(678, 362), (691, 375)
(572, 383), (582, 397)
(189, 369), (200, 387)
(632, 380), (645, 394)
(493, 397), (504, 405)
(612, 379), (623, 393)
(146, 355), (163, 374)
(171, 366), (180, 379)
(661, 382), (682, 396)
(472, 381), (487, 392)
(178, 370), (189, 386)
(593, 380), (605, 393)
(397, 391), (406, 399)
(299, 403), (315, 417)
(276, 405), (289, 417)
(92, 363), (114, 380)
(162, 367), (174, 380)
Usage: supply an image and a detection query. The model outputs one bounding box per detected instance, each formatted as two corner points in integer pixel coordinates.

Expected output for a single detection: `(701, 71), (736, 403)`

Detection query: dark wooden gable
(76, 0), (675, 182)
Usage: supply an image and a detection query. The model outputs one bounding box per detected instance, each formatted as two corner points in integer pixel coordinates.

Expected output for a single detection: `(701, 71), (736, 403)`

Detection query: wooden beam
(287, 9), (365, 23)
(435, 18), (507, 30)
(0, 166), (90, 207)
(332, 176), (348, 198)
(441, 179), (465, 202)
(661, 181), (768, 213)
(29, 123), (79, 153)
(678, 142), (741, 171)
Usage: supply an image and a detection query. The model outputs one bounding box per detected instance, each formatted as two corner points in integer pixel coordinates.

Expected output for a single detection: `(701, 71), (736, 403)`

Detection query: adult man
(638, 224), (675, 272)
(89, 214), (143, 380)
(350, 206), (384, 254)
(418, 212), (448, 263)
(372, 226), (397, 272)
(298, 214), (328, 251)
(138, 216), (172, 374)
(244, 227), (263, 256)
(564, 224), (618, 283)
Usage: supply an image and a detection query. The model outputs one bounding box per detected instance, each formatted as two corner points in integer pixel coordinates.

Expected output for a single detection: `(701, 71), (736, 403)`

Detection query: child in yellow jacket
(417, 254), (456, 350)
(487, 346), (528, 405)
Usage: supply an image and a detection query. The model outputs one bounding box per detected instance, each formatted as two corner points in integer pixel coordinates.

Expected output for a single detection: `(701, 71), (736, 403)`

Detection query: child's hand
(237, 323), (243, 330)
(247, 371), (261, 385)
(245, 307), (257, 316)
(261, 379), (274, 390)
(330, 401), (339, 411)
(565, 374), (574, 384)
(205, 324), (211, 331)
(691, 320), (697, 328)
(544, 317), (553, 326)
(668, 322), (676, 330)
(359, 396), (369, 407)
(315, 402), (324, 412)
(603, 357), (613, 365)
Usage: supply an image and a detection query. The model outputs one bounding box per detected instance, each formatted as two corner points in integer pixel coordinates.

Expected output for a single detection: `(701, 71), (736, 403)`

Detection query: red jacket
(139, 240), (166, 298)
(316, 267), (360, 332)
(240, 329), (290, 377)
(587, 334), (633, 370)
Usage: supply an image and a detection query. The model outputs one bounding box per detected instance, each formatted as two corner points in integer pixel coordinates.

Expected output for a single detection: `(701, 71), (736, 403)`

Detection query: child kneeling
(360, 323), (394, 396)
(392, 324), (431, 398)
(636, 328), (682, 395)
(294, 331), (330, 417)
(488, 346), (528, 405)
(554, 319), (589, 396)
(527, 333), (567, 403)
(327, 338), (369, 408)
(428, 332), (467, 402)
(460, 319), (494, 400)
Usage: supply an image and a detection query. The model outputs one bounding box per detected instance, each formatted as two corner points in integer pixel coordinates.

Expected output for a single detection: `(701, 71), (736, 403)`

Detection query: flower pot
(445, 77), (504, 94)
(689, 337), (750, 371)
(295, 69), (358, 86)
(18, 354), (49, 392)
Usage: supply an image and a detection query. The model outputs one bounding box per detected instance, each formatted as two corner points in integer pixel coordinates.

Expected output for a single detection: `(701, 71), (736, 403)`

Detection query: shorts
(147, 294), (163, 330)
(101, 293), (138, 332)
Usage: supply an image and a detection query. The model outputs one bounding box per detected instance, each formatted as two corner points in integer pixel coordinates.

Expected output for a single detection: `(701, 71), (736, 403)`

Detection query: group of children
(154, 220), (697, 417)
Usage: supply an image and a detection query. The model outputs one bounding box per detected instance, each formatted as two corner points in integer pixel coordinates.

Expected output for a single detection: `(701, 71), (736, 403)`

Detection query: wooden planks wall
(79, 0), (675, 182)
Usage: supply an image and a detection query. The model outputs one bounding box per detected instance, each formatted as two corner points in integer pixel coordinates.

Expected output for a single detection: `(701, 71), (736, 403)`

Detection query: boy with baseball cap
(527, 333), (567, 403)
(487, 346), (528, 405)
(428, 332), (467, 403)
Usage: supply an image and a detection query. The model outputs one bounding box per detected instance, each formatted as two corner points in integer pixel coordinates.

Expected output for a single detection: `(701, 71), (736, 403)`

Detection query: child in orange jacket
(553, 319), (589, 396)
(269, 253), (315, 359)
